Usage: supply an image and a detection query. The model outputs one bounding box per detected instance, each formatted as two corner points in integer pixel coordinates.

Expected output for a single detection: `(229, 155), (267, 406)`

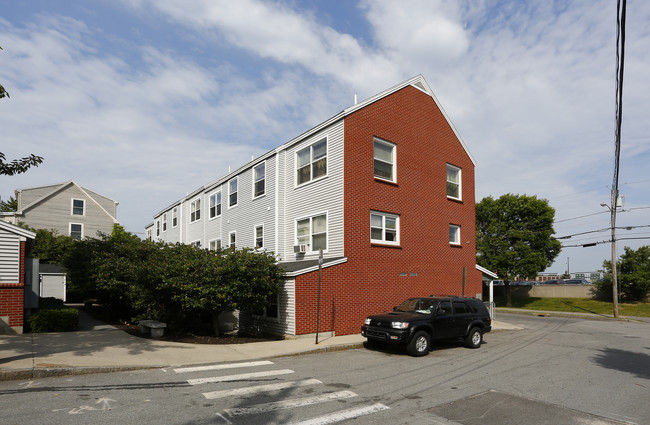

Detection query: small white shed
(39, 264), (67, 302)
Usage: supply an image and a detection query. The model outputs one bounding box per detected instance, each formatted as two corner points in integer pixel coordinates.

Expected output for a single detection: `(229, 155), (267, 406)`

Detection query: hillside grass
(494, 296), (650, 318)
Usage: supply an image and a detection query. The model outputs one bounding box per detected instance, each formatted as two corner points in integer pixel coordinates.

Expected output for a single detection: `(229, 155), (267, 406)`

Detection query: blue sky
(1, 0), (649, 274)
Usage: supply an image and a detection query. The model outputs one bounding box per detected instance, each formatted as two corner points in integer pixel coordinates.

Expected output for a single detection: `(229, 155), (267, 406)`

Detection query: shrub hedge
(28, 297), (79, 332)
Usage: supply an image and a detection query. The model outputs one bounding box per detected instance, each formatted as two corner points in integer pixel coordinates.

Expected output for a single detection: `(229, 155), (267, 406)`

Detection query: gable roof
(16, 180), (119, 223)
(0, 220), (36, 240)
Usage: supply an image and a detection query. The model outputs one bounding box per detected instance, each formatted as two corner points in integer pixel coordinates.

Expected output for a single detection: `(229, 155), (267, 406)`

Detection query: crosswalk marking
(174, 360), (274, 374)
(187, 369), (294, 385)
(202, 378), (322, 400)
(287, 403), (390, 425)
(223, 390), (359, 417)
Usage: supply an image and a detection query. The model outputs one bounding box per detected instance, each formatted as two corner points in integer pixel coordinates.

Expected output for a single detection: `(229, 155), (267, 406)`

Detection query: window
(209, 192), (221, 219)
(156, 220), (160, 237)
(146, 229), (152, 240)
(254, 163), (265, 197)
(449, 224), (460, 245)
(209, 239), (222, 251)
(255, 225), (264, 249)
(190, 240), (201, 248)
(253, 293), (279, 319)
(190, 198), (201, 222)
(370, 211), (400, 245)
(172, 207), (178, 228)
(162, 214), (167, 232)
(373, 138), (396, 182)
(296, 213), (327, 252)
(229, 231), (236, 249)
(70, 223), (83, 240)
(296, 138), (327, 185)
(453, 301), (470, 314)
(229, 178), (238, 207)
(447, 164), (461, 200)
(72, 199), (85, 216)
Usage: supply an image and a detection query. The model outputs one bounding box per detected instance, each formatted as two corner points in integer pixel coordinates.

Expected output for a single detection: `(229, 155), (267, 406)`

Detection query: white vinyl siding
(285, 121), (344, 259)
(0, 231), (20, 283)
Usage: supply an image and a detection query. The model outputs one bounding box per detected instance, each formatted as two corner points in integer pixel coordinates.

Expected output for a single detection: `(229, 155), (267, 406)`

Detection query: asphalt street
(0, 313), (648, 424)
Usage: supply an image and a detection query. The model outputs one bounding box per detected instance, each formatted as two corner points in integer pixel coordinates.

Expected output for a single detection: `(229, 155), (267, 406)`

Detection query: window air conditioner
(294, 244), (308, 253)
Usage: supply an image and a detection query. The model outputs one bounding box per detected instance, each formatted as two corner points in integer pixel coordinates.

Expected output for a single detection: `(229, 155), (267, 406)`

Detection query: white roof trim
(476, 264), (498, 278)
(0, 220), (36, 239)
(283, 257), (348, 277)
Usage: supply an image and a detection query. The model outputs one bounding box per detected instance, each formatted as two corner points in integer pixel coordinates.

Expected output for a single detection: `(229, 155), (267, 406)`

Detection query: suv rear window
(453, 301), (469, 314)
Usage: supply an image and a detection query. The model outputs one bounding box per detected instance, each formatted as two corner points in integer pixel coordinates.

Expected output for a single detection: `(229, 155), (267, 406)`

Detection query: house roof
(151, 74), (475, 219)
(16, 180), (119, 223)
(0, 220), (36, 240)
(476, 264), (498, 279)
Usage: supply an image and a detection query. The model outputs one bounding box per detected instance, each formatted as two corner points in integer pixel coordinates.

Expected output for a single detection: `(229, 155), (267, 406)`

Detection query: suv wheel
(465, 327), (483, 349)
(407, 331), (430, 357)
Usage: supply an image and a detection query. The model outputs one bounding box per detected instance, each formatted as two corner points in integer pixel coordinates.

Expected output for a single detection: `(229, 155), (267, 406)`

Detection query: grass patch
(494, 296), (650, 318)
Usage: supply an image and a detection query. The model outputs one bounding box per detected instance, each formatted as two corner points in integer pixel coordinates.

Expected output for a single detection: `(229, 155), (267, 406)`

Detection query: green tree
(0, 195), (17, 212)
(596, 245), (650, 302)
(476, 194), (562, 306)
(0, 46), (7, 100)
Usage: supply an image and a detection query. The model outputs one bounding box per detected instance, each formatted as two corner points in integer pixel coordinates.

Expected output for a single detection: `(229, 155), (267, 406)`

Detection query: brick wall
(294, 85), (481, 336)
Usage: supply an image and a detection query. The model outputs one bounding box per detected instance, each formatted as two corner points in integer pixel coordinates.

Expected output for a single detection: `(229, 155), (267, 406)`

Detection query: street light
(601, 201), (619, 318)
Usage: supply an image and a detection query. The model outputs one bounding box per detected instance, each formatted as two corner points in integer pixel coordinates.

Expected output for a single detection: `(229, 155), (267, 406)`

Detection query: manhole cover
(429, 390), (630, 425)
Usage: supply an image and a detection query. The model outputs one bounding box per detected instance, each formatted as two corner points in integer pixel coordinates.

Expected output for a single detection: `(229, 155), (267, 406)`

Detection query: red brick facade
(0, 241), (26, 329)
(294, 85), (480, 336)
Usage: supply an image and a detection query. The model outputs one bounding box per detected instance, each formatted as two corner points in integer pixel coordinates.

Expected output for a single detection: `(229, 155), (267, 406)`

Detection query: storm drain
(429, 390), (631, 425)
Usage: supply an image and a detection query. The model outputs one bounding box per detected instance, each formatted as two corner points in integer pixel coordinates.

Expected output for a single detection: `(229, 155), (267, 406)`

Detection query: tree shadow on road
(592, 347), (650, 380)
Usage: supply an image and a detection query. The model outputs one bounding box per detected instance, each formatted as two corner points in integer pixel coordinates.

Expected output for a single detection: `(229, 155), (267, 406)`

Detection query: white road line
(174, 361), (274, 373)
(203, 378), (322, 400)
(223, 390), (358, 417)
(187, 369), (294, 385)
(287, 403), (390, 425)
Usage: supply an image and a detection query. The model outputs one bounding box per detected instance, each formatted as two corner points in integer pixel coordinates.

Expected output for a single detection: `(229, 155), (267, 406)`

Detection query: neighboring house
(0, 220), (36, 334)
(0, 180), (119, 239)
(145, 75), (483, 337)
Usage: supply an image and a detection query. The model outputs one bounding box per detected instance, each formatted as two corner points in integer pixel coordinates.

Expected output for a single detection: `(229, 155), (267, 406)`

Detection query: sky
(1, 0), (649, 275)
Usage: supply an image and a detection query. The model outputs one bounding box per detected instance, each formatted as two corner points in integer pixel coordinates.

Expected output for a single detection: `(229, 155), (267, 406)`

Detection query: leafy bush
(596, 246), (650, 302)
(29, 308), (79, 332)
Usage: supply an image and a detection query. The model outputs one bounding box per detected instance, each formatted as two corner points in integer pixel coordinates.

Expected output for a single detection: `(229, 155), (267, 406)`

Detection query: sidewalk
(1, 310), (519, 381)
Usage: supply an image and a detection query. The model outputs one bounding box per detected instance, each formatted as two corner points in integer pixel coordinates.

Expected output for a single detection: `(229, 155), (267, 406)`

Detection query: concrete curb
(496, 308), (648, 323)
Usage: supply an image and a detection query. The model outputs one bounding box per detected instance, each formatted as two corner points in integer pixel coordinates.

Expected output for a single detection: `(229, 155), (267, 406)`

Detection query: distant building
(1, 180), (118, 239)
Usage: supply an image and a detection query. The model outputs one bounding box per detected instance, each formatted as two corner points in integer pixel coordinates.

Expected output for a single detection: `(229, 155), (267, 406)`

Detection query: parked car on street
(539, 279), (565, 284)
(361, 296), (492, 357)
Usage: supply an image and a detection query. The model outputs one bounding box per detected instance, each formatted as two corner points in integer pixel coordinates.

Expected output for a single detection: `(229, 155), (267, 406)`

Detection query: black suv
(361, 296), (492, 357)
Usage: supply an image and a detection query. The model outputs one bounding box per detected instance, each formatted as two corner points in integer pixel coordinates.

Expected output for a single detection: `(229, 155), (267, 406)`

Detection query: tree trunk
(211, 311), (221, 337)
(505, 280), (512, 307)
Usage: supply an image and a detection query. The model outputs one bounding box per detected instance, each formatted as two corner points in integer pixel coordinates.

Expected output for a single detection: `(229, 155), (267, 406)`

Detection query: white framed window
(370, 211), (400, 245)
(190, 240), (201, 248)
(190, 198), (201, 222)
(447, 164), (462, 200)
(373, 138), (396, 182)
(172, 207), (178, 228)
(70, 223), (83, 240)
(255, 225), (264, 249)
(146, 229), (152, 240)
(449, 224), (461, 245)
(296, 213), (327, 252)
(229, 231), (236, 249)
(296, 138), (327, 185)
(229, 178), (238, 207)
(209, 239), (221, 251)
(162, 214), (167, 232)
(253, 163), (265, 198)
(72, 199), (85, 216)
(156, 220), (160, 237)
(209, 192), (221, 219)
